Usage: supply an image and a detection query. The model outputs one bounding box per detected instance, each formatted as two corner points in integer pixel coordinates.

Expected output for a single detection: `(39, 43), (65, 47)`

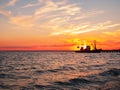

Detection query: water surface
(0, 51), (120, 90)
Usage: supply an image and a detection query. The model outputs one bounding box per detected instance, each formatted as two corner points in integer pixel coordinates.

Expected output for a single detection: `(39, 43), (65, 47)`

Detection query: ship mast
(93, 40), (96, 50)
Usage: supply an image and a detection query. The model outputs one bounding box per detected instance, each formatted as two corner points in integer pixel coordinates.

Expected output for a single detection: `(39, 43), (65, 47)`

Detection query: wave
(55, 78), (91, 86)
(0, 73), (30, 79)
(99, 68), (120, 76)
(52, 68), (120, 89)
(34, 65), (76, 75)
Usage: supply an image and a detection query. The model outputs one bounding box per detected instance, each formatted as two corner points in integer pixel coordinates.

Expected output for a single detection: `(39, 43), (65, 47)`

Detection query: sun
(68, 39), (96, 51)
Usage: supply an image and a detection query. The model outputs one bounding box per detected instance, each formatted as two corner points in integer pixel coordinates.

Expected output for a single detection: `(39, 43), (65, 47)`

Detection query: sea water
(0, 51), (120, 90)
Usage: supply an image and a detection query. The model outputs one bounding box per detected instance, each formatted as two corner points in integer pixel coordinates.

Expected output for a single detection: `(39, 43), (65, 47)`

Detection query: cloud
(74, 10), (104, 20)
(33, 1), (83, 19)
(0, 43), (75, 49)
(9, 15), (34, 27)
(0, 10), (11, 17)
(0, 46), (32, 49)
(38, 0), (67, 5)
(98, 40), (120, 49)
(8, 0), (104, 35)
(10, 0), (82, 28)
(38, 44), (75, 47)
(51, 21), (120, 35)
(7, 0), (17, 6)
(103, 29), (120, 36)
(32, 0), (103, 31)
(34, 1), (59, 16)
(0, 0), (17, 17)
(34, 0), (82, 17)
(22, 3), (40, 8)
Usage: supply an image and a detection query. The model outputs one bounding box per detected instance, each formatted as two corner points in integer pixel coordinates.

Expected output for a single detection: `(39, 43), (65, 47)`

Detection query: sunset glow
(0, 0), (120, 50)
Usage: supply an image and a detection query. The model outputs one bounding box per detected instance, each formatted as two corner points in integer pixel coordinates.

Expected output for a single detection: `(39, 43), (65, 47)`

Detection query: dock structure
(101, 50), (120, 53)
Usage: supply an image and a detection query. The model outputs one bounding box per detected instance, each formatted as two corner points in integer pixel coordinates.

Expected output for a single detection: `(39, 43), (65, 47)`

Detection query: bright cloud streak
(22, 3), (40, 8)
(51, 21), (120, 35)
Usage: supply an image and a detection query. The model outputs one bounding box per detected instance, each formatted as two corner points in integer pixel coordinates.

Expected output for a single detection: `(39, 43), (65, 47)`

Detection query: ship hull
(75, 50), (101, 53)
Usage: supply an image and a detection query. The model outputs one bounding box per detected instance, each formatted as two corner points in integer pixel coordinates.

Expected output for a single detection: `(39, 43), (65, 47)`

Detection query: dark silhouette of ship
(75, 40), (102, 53)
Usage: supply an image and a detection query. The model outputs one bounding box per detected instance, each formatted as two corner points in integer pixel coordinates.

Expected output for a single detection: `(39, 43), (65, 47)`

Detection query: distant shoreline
(0, 50), (73, 52)
(101, 50), (120, 52)
(0, 50), (120, 52)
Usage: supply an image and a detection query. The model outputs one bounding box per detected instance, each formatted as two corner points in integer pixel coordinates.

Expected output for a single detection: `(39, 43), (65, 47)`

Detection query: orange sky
(0, 0), (120, 50)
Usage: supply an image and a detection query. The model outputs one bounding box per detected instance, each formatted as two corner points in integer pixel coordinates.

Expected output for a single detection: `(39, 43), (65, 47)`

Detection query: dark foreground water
(0, 51), (120, 90)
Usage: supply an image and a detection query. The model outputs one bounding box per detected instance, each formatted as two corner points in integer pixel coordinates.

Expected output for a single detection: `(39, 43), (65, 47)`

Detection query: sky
(0, 0), (120, 50)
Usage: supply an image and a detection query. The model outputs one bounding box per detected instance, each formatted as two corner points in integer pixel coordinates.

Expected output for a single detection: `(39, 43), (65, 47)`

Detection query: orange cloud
(7, 0), (17, 6)
(103, 30), (120, 36)
(0, 10), (11, 17)
(9, 15), (34, 27)
(0, 43), (75, 51)
(97, 40), (120, 50)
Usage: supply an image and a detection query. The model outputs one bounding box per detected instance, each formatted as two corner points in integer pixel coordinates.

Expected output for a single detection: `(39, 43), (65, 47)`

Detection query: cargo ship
(75, 40), (102, 53)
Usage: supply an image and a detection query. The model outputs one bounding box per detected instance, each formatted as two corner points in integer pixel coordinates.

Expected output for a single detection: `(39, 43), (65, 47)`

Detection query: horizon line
(0, 49), (120, 52)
